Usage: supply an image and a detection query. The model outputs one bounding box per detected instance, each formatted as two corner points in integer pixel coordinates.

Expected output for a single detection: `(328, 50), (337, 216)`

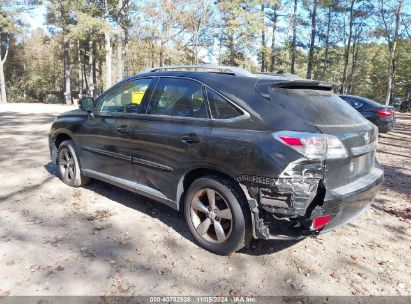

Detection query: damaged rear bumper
(315, 167), (384, 233)
(239, 166), (384, 240)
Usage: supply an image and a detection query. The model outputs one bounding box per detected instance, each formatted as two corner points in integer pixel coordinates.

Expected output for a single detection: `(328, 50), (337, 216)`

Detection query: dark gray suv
(49, 66), (383, 255)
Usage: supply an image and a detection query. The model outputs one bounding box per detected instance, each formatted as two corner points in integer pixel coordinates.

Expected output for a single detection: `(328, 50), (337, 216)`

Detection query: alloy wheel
(190, 188), (233, 244)
(59, 148), (75, 182)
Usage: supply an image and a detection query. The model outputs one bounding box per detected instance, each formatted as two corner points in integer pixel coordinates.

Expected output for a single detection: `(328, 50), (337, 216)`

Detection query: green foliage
(1, 0), (410, 107)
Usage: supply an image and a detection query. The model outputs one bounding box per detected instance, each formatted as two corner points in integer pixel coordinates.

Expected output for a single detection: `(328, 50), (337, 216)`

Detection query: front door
(77, 77), (153, 182)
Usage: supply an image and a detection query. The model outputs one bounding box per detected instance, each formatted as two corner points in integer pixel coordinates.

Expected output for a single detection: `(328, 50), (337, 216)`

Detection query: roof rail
(143, 65), (256, 77)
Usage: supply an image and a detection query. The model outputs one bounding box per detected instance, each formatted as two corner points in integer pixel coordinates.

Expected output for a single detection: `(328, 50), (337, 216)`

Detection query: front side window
(207, 89), (243, 119)
(146, 78), (207, 118)
(97, 78), (152, 113)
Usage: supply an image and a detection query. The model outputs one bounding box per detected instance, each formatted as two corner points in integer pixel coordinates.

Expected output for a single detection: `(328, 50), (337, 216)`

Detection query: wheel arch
(50, 130), (78, 165)
(176, 167), (247, 211)
(54, 132), (73, 148)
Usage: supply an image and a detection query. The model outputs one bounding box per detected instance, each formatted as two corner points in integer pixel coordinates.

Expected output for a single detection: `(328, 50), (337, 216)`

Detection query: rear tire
(57, 140), (90, 187)
(184, 175), (251, 255)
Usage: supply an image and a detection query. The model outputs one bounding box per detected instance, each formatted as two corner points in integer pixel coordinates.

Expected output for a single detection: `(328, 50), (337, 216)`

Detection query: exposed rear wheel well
(178, 168), (246, 210)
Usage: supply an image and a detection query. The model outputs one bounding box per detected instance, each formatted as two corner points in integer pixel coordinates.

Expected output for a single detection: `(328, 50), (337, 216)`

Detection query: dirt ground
(0, 103), (410, 296)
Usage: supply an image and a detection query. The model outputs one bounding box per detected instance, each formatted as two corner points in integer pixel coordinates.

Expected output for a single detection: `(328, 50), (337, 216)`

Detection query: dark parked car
(49, 66), (383, 255)
(339, 95), (395, 133)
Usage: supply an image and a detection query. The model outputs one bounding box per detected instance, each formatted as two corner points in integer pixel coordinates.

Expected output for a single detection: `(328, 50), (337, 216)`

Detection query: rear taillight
(311, 215), (333, 230)
(273, 131), (348, 160)
(375, 109), (393, 117)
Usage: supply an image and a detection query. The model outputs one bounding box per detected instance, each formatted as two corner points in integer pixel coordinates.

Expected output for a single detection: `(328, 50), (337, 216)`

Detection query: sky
(21, 4), (47, 31)
(21, 0), (411, 32)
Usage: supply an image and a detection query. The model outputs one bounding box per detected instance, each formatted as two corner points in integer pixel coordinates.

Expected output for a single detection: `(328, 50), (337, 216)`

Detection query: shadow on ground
(44, 161), (301, 256)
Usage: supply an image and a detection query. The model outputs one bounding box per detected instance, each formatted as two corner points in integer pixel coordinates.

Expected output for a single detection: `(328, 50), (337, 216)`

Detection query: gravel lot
(0, 103), (410, 296)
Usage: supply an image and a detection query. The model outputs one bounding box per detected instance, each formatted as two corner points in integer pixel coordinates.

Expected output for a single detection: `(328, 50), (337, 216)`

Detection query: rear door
(125, 77), (212, 203)
(77, 77), (153, 182)
(268, 87), (377, 189)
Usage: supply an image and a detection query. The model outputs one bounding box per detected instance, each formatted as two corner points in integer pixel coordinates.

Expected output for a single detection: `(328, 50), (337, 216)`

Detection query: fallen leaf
(56, 265), (64, 271)
(158, 268), (170, 275)
(124, 257), (136, 264)
(330, 272), (338, 279)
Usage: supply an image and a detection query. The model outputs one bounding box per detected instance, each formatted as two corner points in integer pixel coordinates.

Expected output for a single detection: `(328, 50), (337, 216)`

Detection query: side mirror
(79, 97), (94, 112)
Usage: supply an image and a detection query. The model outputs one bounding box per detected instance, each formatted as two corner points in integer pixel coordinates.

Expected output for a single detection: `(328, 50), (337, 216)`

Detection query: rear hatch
(262, 80), (377, 189)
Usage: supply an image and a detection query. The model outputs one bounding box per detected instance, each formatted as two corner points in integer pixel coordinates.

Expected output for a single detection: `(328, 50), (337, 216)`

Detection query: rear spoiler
(255, 79), (336, 99)
(270, 80), (335, 91)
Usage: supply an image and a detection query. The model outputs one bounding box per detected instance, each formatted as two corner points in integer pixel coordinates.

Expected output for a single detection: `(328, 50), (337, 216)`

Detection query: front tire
(57, 140), (90, 187)
(184, 175), (251, 255)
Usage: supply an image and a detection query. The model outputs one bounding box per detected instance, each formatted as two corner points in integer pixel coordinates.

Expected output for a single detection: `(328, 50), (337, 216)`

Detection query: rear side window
(343, 97), (363, 109)
(351, 99), (363, 109)
(207, 89), (243, 119)
(268, 88), (367, 126)
(146, 78), (207, 118)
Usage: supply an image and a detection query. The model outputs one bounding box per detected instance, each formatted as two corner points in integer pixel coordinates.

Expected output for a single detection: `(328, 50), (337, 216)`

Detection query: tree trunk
(63, 38), (72, 104)
(98, 41), (103, 95)
(342, 0), (355, 94)
(116, 0), (124, 81)
(89, 40), (95, 97)
(261, 4), (266, 72)
(306, 0), (318, 79)
(116, 31), (124, 81)
(385, 0), (404, 105)
(321, 7), (332, 80)
(193, 27), (199, 65)
(0, 60), (6, 103)
(93, 46), (97, 95)
(77, 40), (83, 97)
(348, 38), (359, 94)
(270, 6), (278, 72)
(124, 27), (129, 75)
(0, 34), (9, 103)
(104, 0), (112, 89)
(150, 35), (155, 68)
(104, 32), (112, 89)
(290, 0), (298, 74)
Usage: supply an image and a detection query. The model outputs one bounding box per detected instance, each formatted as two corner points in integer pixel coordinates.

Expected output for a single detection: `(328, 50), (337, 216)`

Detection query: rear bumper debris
(238, 163), (384, 240)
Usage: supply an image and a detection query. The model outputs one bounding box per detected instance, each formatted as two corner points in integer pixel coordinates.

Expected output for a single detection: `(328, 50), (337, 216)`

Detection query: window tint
(268, 89), (366, 126)
(146, 78), (207, 118)
(97, 78), (151, 113)
(207, 89), (243, 119)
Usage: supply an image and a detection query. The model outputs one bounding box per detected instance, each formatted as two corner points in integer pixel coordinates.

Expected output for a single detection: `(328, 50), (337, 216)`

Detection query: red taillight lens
(375, 109), (393, 117)
(311, 215), (333, 230)
(278, 136), (303, 146)
(273, 131), (348, 160)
